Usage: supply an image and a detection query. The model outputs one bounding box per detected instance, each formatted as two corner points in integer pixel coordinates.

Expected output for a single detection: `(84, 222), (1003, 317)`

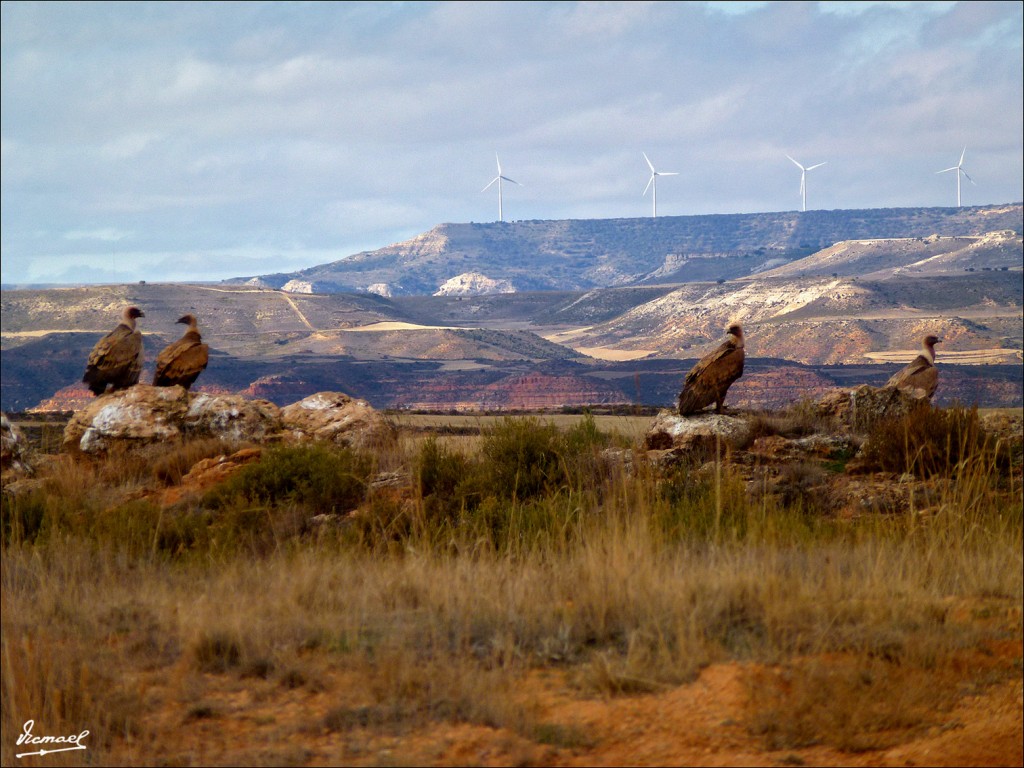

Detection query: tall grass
(1, 411), (1021, 764)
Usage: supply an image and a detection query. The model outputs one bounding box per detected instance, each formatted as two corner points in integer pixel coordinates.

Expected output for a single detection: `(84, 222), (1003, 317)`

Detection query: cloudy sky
(2, 1), (1021, 286)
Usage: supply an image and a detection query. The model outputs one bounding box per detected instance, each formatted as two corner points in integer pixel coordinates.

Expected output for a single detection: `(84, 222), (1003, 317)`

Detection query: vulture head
(123, 306), (145, 325)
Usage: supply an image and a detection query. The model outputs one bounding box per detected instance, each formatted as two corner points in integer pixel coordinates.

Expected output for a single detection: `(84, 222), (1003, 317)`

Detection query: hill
(227, 205), (1024, 297)
(2, 205), (1022, 412)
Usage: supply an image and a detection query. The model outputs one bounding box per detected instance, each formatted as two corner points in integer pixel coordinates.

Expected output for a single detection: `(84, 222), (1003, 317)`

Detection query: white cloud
(63, 228), (132, 242)
(1, 0), (1020, 285)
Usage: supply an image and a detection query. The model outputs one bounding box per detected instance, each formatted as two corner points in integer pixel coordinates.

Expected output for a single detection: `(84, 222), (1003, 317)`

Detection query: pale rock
(63, 385), (282, 455)
(434, 272), (515, 297)
(280, 392), (395, 450)
(816, 384), (928, 432)
(63, 384), (189, 454)
(1, 413), (31, 476)
(281, 279), (316, 294)
(645, 409), (752, 453)
(184, 393), (282, 442)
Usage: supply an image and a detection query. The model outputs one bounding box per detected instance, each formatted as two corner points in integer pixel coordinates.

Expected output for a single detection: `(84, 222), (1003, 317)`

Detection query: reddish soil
(108, 642), (1022, 767)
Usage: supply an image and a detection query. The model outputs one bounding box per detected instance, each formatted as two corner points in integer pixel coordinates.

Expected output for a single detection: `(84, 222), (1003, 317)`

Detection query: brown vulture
(153, 314), (209, 390)
(83, 306), (145, 395)
(885, 334), (941, 399)
(677, 323), (745, 415)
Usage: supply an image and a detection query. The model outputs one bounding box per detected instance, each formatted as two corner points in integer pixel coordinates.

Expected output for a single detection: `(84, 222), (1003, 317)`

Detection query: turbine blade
(500, 175), (521, 186)
(785, 154), (804, 170)
(961, 169), (976, 185)
(806, 162), (826, 171)
(658, 172), (679, 177)
(481, 177), (498, 192)
(642, 152), (655, 172)
(936, 167), (958, 174)
(643, 175), (654, 196)
(958, 146), (966, 166)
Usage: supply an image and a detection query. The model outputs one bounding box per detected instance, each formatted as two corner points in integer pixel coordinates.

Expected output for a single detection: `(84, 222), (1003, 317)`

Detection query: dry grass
(1, 412), (1021, 765)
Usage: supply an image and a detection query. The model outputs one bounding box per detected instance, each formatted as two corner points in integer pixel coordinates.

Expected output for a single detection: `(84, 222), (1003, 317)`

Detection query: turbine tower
(936, 147), (975, 208)
(785, 154), (826, 212)
(481, 154), (520, 222)
(642, 152), (678, 218)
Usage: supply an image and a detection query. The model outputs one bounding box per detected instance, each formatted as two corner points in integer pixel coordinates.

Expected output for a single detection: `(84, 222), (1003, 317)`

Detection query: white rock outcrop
(434, 272), (515, 297)
(62, 386), (389, 455)
(280, 392), (394, 450)
(645, 410), (752, 453)
(1, 413), (32, 476)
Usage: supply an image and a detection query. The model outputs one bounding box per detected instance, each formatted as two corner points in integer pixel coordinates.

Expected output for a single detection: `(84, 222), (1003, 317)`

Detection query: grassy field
(2, 408), (1021, 766)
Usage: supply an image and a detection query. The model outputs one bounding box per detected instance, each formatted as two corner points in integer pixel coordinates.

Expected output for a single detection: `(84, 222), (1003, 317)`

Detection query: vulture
(885, 334), (941, 399)
(83, 306), (145, 395)
(677, 323), (745, 415)
(153, 314), (209, 390)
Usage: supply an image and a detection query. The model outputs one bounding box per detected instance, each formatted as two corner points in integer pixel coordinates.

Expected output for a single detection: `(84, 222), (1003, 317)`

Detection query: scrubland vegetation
(2, 405), (1021, 765)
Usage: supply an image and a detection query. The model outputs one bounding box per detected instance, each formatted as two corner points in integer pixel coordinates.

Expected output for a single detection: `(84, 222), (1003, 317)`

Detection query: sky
(2, 1), (1022, 286)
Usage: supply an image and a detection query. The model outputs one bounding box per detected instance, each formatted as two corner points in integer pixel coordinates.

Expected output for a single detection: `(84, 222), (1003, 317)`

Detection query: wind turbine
(642, 152), (678, 218)
(481, 154), (520, 222)
(785, 154), (826, 212)
(936, 147), (975, 208)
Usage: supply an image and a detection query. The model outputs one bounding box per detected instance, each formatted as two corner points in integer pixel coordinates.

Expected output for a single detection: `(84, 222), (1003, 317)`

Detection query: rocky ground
(2, 389), (1022, 767)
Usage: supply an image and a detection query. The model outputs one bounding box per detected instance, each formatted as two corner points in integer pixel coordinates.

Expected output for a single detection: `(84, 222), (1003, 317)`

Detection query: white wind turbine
(481, 154), (520, 222)
(936, 147), (975, 208)
(786, 154), (827, 212)
(642, 152), (678, 218)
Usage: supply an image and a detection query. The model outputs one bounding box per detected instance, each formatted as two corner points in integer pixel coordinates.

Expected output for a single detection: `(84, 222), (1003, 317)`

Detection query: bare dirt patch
(106, 638), (1021, 767)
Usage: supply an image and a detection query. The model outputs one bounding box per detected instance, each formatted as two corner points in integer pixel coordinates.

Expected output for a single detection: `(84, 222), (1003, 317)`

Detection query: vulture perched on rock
(885, 334), (941, 399)
(153, 314), (209, 390)
(83, 306), (145, 395)
(677, 323), (745, 415)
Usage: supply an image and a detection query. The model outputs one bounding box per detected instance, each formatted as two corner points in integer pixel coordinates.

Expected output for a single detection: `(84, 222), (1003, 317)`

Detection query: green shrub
(416, 438), (476, 526)
(479, 417), (565, 502)
(205, 444), (372, 515)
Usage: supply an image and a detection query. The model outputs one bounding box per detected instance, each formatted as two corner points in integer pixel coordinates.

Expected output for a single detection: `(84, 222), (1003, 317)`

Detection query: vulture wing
(83, 325), (144, 395)
(678, 341), (744, 415)
(886, 355), (937, 398)
(153, 334), (209, 389)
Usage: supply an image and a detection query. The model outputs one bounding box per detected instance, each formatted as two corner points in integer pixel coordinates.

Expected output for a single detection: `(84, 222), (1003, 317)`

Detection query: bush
(479, 417), (565, 502)
(859, 402), (1001, 478)
(417, 438), (475, 526)
(205, 444), (372, 515)
(475, 415), (612, 504)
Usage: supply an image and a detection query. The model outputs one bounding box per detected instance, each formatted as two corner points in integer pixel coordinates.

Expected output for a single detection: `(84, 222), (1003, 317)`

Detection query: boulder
(61, 386), (391, 456)
(645, 410), (752, 454)
(816, 384), (928, 432)
(63, 385), (191, 455)
(184, 392), (282, 443)
(280, 392), (395, 450)
(1, 413), (31, 477)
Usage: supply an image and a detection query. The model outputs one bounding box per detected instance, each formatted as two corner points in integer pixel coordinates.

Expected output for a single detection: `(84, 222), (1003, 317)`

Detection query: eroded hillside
(228, 205), (1023, 297)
